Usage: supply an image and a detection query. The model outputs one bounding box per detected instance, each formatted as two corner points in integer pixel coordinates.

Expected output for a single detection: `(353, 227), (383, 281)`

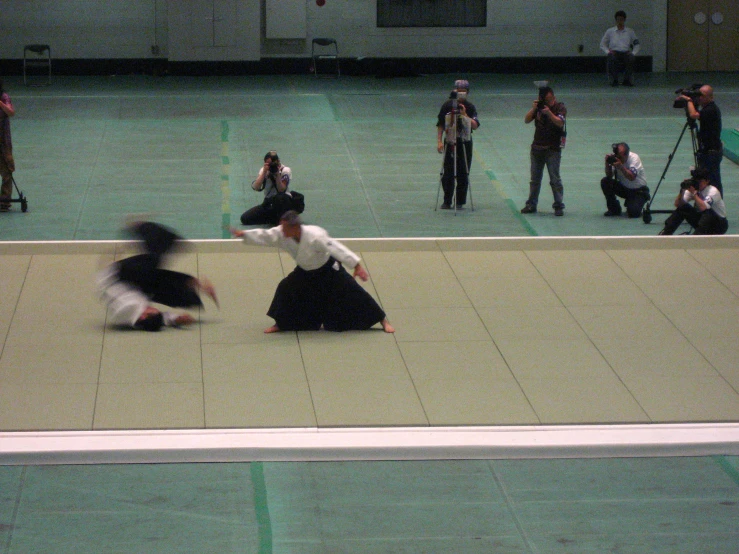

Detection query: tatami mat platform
(1, 235), (737, 433)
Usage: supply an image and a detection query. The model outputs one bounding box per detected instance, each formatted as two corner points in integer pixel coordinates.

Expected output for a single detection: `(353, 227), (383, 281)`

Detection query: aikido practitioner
(97, 221), (218, 331)
(230, 211), (394, 333)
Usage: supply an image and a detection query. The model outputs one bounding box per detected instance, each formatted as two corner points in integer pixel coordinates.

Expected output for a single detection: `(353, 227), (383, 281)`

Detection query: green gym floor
(1, 73), (738, 552)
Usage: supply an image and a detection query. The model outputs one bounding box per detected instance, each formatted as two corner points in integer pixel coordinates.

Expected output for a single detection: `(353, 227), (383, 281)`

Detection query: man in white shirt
(601, 142), (650, 218)
(600, 10), (640, 87)
(240, 151), (296, 226)
(659, 168), (728, 235)
(231, 211), (394, 333)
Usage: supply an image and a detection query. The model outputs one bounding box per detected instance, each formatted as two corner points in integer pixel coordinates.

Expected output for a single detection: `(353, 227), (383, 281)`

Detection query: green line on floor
(221, 120), (231, 238)
(713, 455), (739, 488)
(479, 163), (538, 237)
(250, 462), (273, 554)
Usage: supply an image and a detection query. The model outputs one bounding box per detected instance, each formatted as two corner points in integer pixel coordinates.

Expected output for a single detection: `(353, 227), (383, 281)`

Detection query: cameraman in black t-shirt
(680, 84), (723, 196)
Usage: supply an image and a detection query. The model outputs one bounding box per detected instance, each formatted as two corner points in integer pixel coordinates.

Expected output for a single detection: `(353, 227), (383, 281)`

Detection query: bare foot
(264, 325), (281, 334)
(199, 278), (219, 309)
(174, 314), (196, 326)
(381, 319), (395, 333)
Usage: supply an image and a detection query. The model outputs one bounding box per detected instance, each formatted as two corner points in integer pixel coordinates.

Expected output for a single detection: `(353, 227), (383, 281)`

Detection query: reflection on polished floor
(0, 74), (738, 552)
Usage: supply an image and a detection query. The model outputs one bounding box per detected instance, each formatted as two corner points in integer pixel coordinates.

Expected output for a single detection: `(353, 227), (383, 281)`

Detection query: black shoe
(520, 205), (537, 214)
(658, 228), (673, 236)
(604, 210), (622, 217)
(554, 207), (564, 217)
(440, 203), (452, 210)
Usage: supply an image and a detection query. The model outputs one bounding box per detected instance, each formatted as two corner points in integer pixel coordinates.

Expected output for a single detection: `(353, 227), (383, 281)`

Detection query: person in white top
(97, 221), (218, 331)
(600, 10), (640, 86)
(601, 142), (650, 218)
(231, 211), (394, 334)
(240, 151), (295, 226)
(659, 168), (728, 235)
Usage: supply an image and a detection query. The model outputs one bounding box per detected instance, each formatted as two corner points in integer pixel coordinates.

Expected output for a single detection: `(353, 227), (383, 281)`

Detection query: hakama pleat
(267, 259), (385, 331)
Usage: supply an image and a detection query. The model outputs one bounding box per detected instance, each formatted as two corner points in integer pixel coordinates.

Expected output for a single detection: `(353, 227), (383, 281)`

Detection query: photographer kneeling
(601, 142), (649, 218)
(241, 151), (302, 226)
(659, 168), (728, 235)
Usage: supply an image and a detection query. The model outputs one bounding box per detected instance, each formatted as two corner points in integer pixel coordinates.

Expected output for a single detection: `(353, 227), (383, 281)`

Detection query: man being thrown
(97, 221), (218, 331)
(230, 211), (394, 333)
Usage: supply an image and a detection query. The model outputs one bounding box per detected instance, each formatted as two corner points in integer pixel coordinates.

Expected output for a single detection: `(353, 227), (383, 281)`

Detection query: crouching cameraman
(601, 142), (649, 218)
(241, 151), (303, 226)
(659, 168), (728, 235)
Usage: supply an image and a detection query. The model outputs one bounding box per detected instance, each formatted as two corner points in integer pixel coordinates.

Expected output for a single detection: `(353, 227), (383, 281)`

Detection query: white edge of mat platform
(1, 423), (738, 465)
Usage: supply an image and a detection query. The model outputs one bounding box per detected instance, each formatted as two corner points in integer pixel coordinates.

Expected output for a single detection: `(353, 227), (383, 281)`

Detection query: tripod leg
(436, 142), (446, 211)
(452, 141), (458, 216)
(462, 142), (473, 211)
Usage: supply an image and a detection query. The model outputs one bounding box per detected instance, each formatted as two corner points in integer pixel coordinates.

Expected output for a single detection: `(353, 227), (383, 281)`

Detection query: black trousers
(601, 177), (650, 218)
(662, 204), (728, 235)
(441, 139), (472, 206)
(267, 258), (385, 331)
(117, 222), (201, 308)
(241, 194), (294, 226)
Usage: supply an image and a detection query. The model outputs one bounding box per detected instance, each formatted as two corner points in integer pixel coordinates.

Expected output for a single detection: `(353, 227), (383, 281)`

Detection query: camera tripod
(641, 116), (698, 224)
(435, 100), (474, 215)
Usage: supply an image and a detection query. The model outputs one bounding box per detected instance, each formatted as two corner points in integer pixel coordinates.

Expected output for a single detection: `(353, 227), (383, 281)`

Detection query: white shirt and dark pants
(240, 225), (386, 331)
(601, 151), (650, 218)
(661, 186), (728, 235)
(600, 26), (640, 85)
(240, 166), (294, 226)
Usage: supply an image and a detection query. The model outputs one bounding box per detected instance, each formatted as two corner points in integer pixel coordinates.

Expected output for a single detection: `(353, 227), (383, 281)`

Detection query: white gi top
(682, 185), (727, 218)
(600, 26), (640, 54)
(255, 166), (292, 200)
(96, 265), (180, 327)
(241, 225), (361, 271)
(616, 151), (647, 190)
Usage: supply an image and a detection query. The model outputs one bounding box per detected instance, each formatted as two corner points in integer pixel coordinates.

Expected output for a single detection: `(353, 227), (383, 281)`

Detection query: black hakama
(116, 222), (202, 309)
(267, 258), (385, 331)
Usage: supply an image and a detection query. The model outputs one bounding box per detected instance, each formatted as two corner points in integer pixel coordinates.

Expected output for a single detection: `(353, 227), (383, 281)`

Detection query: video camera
(673, 84), (702, 109)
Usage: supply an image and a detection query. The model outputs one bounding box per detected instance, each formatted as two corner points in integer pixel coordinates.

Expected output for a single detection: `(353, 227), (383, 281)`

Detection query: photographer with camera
(521, 86), (567, 216)
(240, 151), (297, 226)
(678, 84), (723, 196)
(658, 168), (727, 235)
(0, 79), (16, 211)
(436, 79), (480, 210)
(600, 10), (640, 87)
(601, 142), (649, 218)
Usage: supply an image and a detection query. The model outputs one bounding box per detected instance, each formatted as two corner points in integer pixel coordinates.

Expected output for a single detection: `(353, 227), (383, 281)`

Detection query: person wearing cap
(436, 79), (480, 210)
(601, 142), (650, 218)
(600, 10), (640, 87)
(658, 168), (727, 235)
(230, 210), (394, 333)
(97, 221), (219, 331)
(240, 150), (294, 226)
(521, 86), (567, 216)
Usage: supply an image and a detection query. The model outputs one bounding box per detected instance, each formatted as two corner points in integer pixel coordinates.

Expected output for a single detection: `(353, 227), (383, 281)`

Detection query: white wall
(0, 0), (667, 70)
